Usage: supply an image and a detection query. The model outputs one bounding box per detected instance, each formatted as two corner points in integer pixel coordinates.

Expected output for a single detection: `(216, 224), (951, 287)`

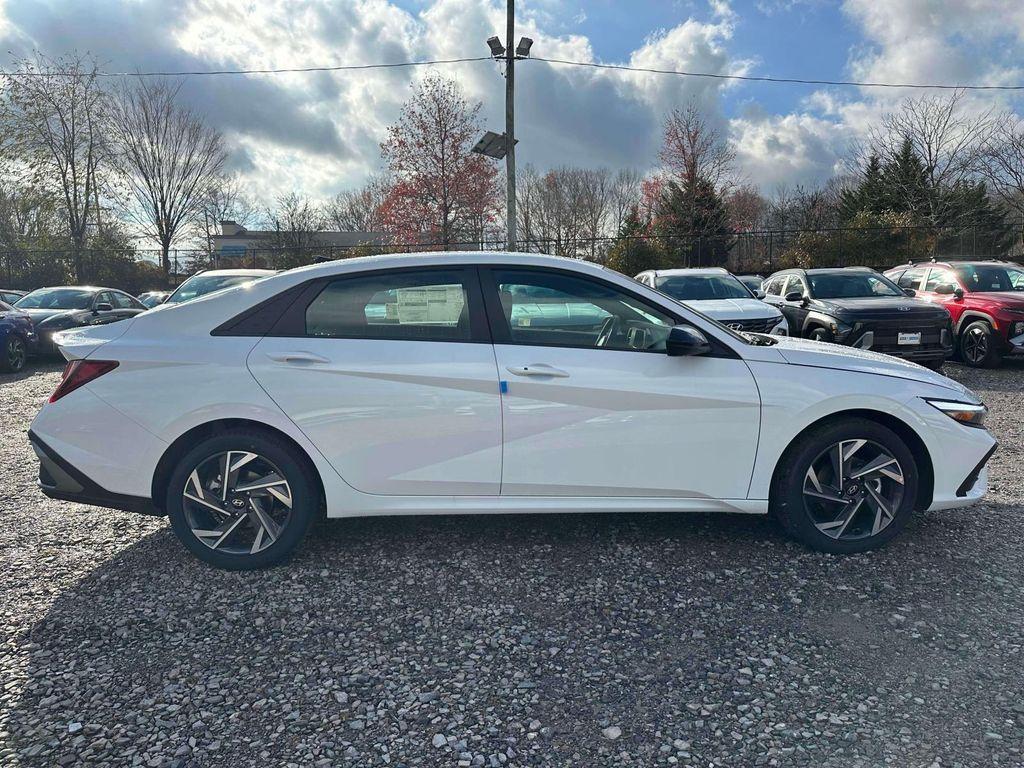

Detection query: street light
(486, 36), (505, 58)
(515, 37), (533, 59)
(472, 130), (517, 160)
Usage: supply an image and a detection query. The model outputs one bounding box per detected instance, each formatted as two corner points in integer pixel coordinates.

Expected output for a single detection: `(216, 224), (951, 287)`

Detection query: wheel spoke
(193, 514), (246, 550)
(248, 497), (281, 547)
(849, 453), (898, 481)
(184, 491), (229, 516)
(234, 473), (287, 493)
(815, 498), (863, 539)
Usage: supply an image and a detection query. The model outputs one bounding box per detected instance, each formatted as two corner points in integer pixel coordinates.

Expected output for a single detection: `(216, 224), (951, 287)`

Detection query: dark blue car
(0, 299), (37, 373)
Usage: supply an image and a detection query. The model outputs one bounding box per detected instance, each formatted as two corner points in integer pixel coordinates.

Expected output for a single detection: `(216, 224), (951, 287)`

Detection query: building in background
(211, 221), (386, 266)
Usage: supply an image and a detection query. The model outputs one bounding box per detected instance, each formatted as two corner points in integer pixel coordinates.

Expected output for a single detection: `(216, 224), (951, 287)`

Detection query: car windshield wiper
(741, 332), (778, 346)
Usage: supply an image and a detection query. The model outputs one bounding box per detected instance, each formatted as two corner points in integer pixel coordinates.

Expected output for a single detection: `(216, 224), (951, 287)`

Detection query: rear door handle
(506, 364), (570, 378)
(267, 351), (331, 365)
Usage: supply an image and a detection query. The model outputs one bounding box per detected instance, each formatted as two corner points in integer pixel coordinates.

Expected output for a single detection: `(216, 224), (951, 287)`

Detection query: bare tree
(609, 168), (643, 234)
(264, 193), (326, 267)
(978, 111), (1024, 223)
(726, 185), (767, 232)
(1, 52), (111, 281)
(110, 78), (226, 280)
(326, 174), (389, 233)
(866, 90), (994, 227)
(198, 174), (257, 255)
(659, 101), (736, 194)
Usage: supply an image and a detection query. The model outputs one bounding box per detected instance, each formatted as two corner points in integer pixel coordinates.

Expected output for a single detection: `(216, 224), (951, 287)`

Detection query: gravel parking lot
(1, 361), (1022, 768)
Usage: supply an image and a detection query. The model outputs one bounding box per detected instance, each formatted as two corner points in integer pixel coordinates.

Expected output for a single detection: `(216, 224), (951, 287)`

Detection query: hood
(814, 296), (949, 321)
(770, 336), (976, 399)
(680, 298), (781, 322)
(20, 307), (83, 324)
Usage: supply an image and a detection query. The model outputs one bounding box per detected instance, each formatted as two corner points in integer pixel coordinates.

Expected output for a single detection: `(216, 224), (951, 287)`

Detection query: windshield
(165, 274), (260, 304)
(656, 274), (753, 301)
(15, 288), (93, 310)
(954, 264), (1024, 293)
(807, 272), (902, 299)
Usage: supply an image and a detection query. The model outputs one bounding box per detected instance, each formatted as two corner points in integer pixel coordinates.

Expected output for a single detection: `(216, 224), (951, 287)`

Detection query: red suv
(885, 260), (1024, 367)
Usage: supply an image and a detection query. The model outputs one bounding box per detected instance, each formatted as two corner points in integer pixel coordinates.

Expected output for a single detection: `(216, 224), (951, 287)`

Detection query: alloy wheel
(181, 450), (293, 556)
(7, 337), (26, 372)
(802, 439), (905, 541)
(962, 327), (988, 365)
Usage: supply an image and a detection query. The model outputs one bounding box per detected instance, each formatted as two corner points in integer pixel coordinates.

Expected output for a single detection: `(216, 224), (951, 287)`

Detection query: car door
(778, 275), (810, 334)
(110, 290), (146, 320)
(89, 292), (122, 325)
(248, 267), (502, 496)
(481, 266), (760, 500)
(917, 267), (965, 319)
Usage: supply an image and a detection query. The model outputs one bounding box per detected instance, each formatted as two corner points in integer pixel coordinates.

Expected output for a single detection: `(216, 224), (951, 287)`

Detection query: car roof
(646, 267), (730, 276)
(187, 269), (276, 278)
(890, 259), (1021, 269)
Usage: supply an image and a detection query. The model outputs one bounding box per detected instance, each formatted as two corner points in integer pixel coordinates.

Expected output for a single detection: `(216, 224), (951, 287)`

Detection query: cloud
(0, 0), (753, 200)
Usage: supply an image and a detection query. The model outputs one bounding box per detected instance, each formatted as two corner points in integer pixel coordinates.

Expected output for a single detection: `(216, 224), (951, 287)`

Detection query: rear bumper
(28, 430), (163, 516)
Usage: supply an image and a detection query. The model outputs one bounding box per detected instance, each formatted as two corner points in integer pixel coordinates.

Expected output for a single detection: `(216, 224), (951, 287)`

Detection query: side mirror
(954, 287), (964, 299)
(784, 290), (804, 303)
(754, 289), (766, 299)
(903, 287), (916, 297)
(93, 302), (113, 313)
(666, 325), (711, 357)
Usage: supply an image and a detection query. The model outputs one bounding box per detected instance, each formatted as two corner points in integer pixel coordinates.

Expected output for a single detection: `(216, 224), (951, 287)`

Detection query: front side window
(490, 269), (675, 351)
(784, 276), (808, 298)
(806, 272), (901, 298)
(953, 264), (1024, 293)
(306, 270), (473, 342)
(655, 273), (752, 301)
(924, 269), (957, 292)
(764, 277), (784, 296)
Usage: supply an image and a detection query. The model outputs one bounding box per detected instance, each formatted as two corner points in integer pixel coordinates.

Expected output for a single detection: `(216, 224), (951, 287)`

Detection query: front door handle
(506, 364), (569, 378)
(267, 351), (331, 365)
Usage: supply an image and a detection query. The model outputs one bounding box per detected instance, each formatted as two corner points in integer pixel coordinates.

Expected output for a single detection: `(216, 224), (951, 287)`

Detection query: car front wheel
(165, 429), (319, 569)
(771, 418), (918, 554)
(959, 320), (1001, 368)
(1, 334), (27, 373)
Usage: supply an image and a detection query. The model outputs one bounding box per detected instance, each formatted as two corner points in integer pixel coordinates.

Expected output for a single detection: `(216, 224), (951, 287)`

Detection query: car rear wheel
(165, 429), (318, 569)
(809, 327), (833, 343)
(959, 321), (1001, 368)
(771, 418), (918, 554)
(1, 335), (27, 373)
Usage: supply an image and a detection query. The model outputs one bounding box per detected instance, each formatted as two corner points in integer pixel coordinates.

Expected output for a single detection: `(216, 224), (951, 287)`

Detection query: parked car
(30, 252), (995, 569)
(635, 267), (788, 335)
(0, 299), (37, 373)
(884, 259), (1024, 368)
(762, 267), (954, 370)
(735, 275), (766, 296)
(163, 269), (274, 306)
(14, 286), (146, 354)
(138, 290), (171, 308)
(1, 289), (27, 304)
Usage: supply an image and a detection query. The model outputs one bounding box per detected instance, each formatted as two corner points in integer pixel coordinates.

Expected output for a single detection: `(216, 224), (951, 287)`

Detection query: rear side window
(764, 277), (784, 296)
(305, 270), (473, 342)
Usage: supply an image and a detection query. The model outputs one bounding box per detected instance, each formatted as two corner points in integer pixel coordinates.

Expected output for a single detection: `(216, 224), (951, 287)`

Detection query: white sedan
(30, 252), (996, 569)
(635, 267), (788, 335)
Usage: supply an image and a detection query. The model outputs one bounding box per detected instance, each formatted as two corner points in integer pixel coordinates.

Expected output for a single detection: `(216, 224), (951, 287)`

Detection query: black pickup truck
(761, 267), (954, 369)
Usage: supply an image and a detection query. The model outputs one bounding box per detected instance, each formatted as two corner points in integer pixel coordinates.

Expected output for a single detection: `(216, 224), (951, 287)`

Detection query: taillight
(49, 360), (119, 403)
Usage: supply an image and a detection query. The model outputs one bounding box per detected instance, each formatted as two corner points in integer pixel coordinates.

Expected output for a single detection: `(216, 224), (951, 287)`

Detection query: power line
(530, 56), (1024, 91)
(0, 56), (493, 78)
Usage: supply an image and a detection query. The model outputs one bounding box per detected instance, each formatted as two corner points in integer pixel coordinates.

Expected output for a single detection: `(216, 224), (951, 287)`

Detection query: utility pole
(505, 0), (516, 251)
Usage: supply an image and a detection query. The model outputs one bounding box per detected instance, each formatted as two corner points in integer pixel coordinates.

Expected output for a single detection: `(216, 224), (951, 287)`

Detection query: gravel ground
(1, 360), (1022, 768)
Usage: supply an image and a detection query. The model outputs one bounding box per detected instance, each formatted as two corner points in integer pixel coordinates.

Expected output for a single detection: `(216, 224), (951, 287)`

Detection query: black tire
(1, 334), (27, 373)
(770, 418), (919, 554)
(958, 320), (1001, 368)
(809, 327), (833, 343)
(165, 428), (319, 569)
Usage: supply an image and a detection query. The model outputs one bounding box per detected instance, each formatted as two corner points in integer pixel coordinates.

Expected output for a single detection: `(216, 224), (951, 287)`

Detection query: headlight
(770, 316), (788, 336)
(925, 399), (988, 428)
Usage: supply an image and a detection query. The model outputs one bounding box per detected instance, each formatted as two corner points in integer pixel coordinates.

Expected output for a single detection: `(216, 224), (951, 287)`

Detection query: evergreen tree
(654, 178), (733, 267)
(605, 206), (662, 275)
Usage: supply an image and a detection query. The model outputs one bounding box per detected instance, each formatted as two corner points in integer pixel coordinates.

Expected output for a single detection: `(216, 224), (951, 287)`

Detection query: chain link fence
(2, 221), (1020, 294)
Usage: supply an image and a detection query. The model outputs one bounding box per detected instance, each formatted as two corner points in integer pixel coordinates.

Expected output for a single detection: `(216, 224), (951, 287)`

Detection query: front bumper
(839, 324), (953, 362)
(28, 430), (162, 516)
